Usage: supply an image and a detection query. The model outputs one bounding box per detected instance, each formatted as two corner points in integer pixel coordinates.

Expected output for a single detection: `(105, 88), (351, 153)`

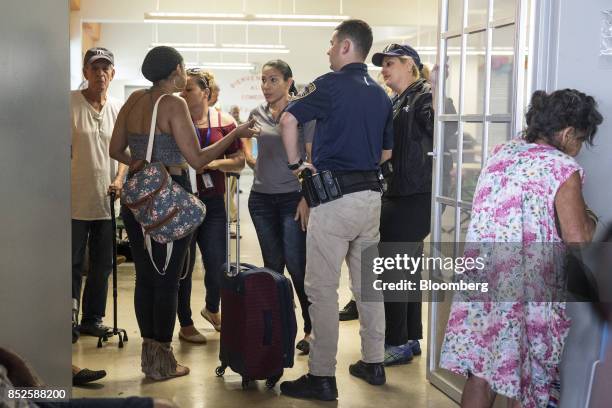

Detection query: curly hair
(523, 89), (603, 146)
(186, 69), (216, 100)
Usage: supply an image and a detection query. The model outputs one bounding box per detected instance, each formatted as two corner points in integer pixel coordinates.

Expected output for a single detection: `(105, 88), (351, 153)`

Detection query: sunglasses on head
(186, 68), (210, 88)
(382, 43), (403, 53)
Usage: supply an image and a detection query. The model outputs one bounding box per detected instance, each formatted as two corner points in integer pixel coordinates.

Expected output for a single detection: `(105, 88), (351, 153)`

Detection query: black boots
(296, 339), (310, 354)
(339, 299), (359, 321)
(280, 374), (338, 401)
(280, 362), (385, 401)
(349, 360), (386, 385)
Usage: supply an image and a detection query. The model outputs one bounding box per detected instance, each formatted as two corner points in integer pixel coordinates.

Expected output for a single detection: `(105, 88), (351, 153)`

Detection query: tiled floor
(72, 171), (458, 408)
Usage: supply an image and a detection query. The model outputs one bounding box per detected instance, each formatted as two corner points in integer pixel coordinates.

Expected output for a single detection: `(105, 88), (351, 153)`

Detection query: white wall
(78, 0), (438, 27)
(72, 0), (439, 120)
(70, 9), (83, 90)
(0, 0), (71, 390)
(553, 0), (612, 234)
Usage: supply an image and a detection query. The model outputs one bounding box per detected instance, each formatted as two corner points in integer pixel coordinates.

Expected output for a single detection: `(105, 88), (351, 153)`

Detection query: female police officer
(371, 44), (434, 366)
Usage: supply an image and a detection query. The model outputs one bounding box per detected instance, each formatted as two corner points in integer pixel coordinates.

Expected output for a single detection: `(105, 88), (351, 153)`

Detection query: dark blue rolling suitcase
(215, 174), (298, 389)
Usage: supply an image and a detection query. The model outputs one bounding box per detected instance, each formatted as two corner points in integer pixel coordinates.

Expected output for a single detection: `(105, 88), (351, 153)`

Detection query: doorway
(426, 0), (534, 404)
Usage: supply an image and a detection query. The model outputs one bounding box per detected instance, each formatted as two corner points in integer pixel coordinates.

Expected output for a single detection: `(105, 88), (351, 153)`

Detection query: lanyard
(195, 109), (212, 147)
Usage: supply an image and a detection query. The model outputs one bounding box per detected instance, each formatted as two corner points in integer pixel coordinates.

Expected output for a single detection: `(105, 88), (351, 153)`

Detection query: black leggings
(380, 193), (431, 345)
(121, 203), (192, 343)
(177, 195), (228, 327)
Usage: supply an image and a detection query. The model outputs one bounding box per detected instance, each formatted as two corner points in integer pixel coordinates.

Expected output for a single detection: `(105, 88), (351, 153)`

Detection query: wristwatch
(586, 207), (599, 225)
(287, 159), (304, 171)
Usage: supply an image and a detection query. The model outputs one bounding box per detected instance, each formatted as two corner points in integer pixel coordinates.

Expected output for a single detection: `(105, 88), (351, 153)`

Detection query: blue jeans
(178, 194), (227, 326)
(248, 190), (311, 334)
(71, 219), (113, 325)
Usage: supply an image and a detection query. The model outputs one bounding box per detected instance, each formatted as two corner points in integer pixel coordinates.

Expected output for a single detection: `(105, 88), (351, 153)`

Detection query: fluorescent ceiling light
(147, 12), (247, 18)
(144, 12), (346, 27)
(415, 50), (437, 56)
(220, 43), (286, 49)
(239, 21), (341, 27)
(186, 62), (253, 67)
(151, 42), (289, 54)
(253, 14), (349, 20)
(446, 46), (514, 56)
(186, 62), (254, 71)
(179, 47), (289, 54)
(151, 42), (215, 48)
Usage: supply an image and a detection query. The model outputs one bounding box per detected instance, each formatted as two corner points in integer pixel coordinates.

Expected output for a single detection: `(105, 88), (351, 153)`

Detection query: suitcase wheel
(265, 374), (282, 389)
(215, 366), (225, 377)
(241, 378), (250, 389)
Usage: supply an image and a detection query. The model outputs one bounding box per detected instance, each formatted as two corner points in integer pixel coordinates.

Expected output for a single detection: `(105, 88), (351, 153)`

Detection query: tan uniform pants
(306, 190), (385, 376)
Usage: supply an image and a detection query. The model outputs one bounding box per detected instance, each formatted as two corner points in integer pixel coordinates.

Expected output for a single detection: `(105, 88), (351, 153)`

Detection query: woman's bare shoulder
(219, 111), (237, 127)
(122, 89), (148, 109)
(158, 94), (189, 113)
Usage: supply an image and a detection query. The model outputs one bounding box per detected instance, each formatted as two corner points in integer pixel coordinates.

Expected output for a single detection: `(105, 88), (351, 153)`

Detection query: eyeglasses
(186, 68), (210, 89)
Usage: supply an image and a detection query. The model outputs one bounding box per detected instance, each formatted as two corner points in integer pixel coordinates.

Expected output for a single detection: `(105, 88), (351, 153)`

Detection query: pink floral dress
(439, 138), (583, 408)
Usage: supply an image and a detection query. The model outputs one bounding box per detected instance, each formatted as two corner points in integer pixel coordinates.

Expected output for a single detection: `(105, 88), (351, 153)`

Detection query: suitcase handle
(225, 173), (240, 277)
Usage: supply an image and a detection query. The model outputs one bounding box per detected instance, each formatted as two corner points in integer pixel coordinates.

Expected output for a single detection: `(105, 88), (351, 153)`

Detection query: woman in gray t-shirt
(247, 60), (313, 354)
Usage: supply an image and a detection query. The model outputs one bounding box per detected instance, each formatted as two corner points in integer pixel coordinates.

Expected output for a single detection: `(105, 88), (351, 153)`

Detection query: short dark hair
(335, 19), (373, 60)
(141, 46), (184, 83)
(523, 89), (603, 147)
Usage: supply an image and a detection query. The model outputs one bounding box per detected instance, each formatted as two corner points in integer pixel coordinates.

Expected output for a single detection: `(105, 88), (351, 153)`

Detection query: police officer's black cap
(372, 43), (423, 70)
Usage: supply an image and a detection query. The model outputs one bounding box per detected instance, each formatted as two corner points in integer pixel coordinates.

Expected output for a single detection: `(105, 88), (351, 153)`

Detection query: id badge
(201, 173), (214, 189)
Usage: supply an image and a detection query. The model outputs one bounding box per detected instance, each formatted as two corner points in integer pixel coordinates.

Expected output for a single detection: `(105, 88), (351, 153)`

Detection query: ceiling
(78, 0), (439, 27)
(72, 0), (440, 100)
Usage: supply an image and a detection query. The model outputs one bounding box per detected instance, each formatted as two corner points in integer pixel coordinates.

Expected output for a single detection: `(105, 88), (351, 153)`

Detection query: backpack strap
(144, 232), (173, 276)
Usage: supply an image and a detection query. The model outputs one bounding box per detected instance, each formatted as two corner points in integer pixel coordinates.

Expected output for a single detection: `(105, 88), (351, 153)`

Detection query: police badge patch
(290, 82), (317, 101)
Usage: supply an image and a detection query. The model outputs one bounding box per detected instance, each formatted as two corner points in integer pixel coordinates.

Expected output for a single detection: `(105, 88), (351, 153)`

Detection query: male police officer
(279, 19), (393, 401)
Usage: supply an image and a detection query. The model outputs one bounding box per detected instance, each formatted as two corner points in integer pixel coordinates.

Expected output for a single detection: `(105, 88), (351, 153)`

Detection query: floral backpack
(122, 94), (205, 274)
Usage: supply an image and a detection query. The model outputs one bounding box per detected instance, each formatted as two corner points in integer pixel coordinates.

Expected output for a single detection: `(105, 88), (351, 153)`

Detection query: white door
(426, 0), (534, 404)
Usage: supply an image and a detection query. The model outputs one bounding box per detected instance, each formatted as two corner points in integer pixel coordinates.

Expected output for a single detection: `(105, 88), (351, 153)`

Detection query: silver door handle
(427, 151), (436, 157)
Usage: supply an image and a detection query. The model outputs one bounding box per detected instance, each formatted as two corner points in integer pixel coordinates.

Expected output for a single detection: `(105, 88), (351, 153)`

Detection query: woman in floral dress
(440, 89), (603, 408)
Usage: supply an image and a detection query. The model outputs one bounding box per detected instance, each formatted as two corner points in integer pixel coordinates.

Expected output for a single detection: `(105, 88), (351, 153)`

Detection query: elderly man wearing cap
(71, 47), (127, 341)
(371, 43), (434, 366)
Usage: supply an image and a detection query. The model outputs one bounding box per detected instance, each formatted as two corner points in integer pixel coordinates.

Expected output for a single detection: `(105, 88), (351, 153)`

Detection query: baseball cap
(83, 47), (114, 66)
(372, 43), (422, 69)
